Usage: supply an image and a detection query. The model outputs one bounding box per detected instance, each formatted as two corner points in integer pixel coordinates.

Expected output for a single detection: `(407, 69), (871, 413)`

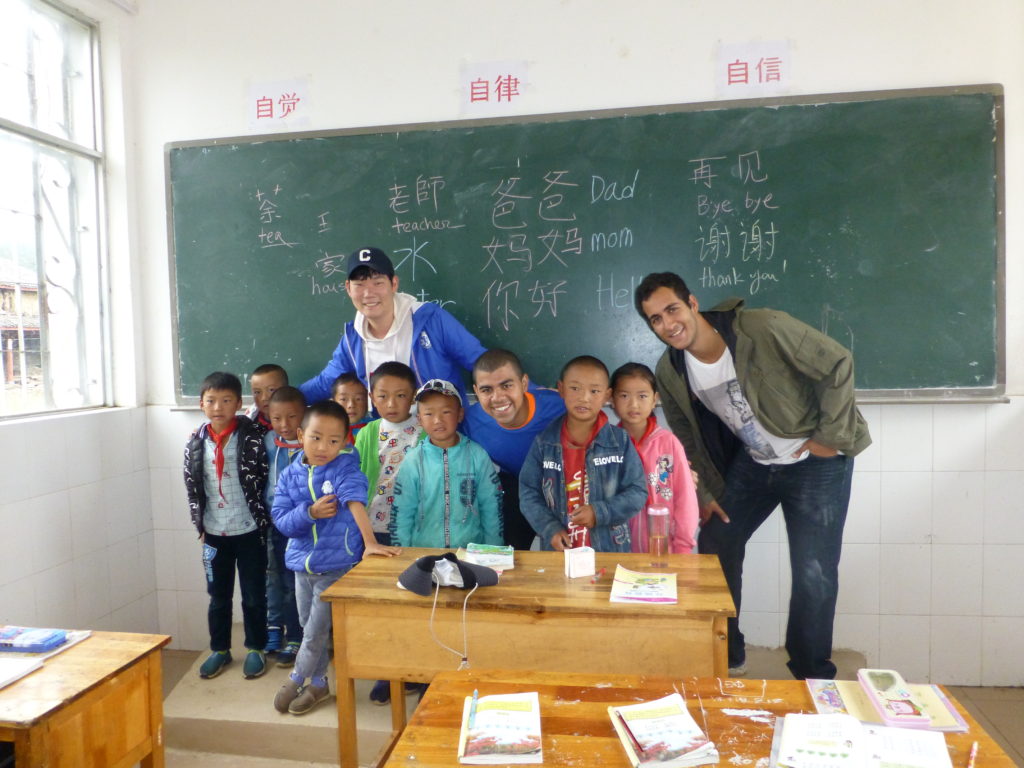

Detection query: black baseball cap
(346, 247), (395, 279)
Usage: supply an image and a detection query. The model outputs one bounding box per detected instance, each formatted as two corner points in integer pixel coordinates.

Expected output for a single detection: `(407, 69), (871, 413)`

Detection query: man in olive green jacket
(635, 272), (870, 681)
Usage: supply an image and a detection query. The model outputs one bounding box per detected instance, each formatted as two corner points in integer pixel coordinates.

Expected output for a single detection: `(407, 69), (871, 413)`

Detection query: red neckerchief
(206, 418), (238, 501)
(560, 410), (608, 451)
(274, 436), (302, 450)
(256, 412), (272, 430)
(622, 415), (658, 452)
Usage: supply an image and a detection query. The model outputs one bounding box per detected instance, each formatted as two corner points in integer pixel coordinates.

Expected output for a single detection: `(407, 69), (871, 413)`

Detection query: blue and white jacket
(519, 418), (647, 553)
(299, 297), (486, 404)
(271, 448), (369, 574)
(390, 435), (503, 549)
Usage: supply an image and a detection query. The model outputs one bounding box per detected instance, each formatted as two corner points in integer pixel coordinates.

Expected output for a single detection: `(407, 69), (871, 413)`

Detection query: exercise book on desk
(608, 692), (718, 767)
(609, 565), (678, 603)
(456, 543), (515, 571)
(457, 691), (542, 764)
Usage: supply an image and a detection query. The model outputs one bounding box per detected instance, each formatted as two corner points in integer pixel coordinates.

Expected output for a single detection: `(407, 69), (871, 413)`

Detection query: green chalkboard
(167, 85), (1003, 400)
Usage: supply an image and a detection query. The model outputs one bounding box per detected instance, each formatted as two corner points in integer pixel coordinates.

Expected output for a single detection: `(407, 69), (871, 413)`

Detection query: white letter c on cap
(359, 249), (372, 262)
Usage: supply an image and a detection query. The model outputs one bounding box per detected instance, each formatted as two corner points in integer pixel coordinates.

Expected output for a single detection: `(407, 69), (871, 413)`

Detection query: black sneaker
(369, 679), (390, 705)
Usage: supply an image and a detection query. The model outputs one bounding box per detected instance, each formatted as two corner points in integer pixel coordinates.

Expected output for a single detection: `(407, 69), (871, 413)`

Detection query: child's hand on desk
(363, 542), (402, 558)
(569, 504), (596, 529)
(310, 494), (338, 519)
(550, 530), (572, 550)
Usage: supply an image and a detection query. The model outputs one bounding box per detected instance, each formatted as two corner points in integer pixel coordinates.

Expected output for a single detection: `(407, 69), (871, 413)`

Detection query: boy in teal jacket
(390, 379), (503, 549)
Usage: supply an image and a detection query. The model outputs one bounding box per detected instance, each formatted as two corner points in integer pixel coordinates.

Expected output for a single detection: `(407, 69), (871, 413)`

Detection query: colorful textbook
(806, 672), (967, 733)
(608, 692), (719, 767)
(457, 690), (543, 764)
(609, 565), (678, 604)
(0, 626), (67, 653)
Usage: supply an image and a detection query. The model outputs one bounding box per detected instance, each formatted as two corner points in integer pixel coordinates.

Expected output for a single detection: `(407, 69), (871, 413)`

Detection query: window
(0, 0), (106, 416)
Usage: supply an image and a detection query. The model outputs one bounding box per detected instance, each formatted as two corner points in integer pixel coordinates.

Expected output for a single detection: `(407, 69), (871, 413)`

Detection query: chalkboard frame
(165, 83), (1004, 405)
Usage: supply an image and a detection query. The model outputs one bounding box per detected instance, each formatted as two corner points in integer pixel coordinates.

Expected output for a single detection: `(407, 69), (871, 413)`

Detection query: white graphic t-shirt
(368, 415), (421, 533)
(685, 347), (808, 466)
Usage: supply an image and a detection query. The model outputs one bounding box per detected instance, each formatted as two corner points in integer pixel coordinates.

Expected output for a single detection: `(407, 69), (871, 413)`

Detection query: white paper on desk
(564, 546), (595, 578)
(0, 656), (43, 690)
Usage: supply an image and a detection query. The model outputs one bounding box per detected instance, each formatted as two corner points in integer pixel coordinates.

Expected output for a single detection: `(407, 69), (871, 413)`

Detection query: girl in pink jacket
(611, 363), (699, 553)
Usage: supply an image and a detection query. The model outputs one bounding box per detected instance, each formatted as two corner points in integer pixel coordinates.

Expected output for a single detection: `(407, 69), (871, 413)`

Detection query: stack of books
(0, 626), (68, 653)
(608, 692), (719, 767)
(0, 625), (90, 691)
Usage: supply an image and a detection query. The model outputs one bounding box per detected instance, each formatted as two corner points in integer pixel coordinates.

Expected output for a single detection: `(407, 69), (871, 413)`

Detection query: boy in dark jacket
(183, 371), (270, 680)
(271, 400), (401, 716)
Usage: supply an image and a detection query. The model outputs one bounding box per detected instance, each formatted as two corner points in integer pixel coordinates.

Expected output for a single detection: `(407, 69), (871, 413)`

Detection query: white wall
(6, 0), (1023, 685)
(0, 4), (157, 638)
(0, 408), (156, 634)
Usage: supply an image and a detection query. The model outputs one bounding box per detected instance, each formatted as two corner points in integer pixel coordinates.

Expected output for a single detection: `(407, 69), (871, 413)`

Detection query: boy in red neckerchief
(184, 371), (270, 681)
(519, 356), (647, 552)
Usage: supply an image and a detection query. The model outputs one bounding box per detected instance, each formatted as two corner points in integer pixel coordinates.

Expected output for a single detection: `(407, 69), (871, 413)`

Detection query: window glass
(0, 0), (105, 417)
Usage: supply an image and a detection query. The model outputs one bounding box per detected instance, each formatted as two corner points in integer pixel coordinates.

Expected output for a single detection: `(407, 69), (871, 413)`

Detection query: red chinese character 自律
(470, 78), (490, 102)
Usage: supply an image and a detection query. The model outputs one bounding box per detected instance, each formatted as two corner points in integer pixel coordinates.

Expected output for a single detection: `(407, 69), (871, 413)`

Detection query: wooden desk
(322, 549), (733, 768)
(386, 668), (1017, 767)
(0, 631), (171, 767)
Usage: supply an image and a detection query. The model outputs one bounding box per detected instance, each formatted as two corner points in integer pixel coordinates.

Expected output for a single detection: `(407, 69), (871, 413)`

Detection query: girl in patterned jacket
(611, 362), (699, 554)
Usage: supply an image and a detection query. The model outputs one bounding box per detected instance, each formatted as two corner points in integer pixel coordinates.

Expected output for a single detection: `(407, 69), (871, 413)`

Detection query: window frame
(0, 0), (111, 419)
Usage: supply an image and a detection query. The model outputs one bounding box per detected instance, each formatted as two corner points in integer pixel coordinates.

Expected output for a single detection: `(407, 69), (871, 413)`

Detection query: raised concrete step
(164, 649), (419, 765)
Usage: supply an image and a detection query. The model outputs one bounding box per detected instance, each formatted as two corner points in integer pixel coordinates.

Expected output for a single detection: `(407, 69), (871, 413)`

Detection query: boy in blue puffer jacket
(270, 400), (401, 716)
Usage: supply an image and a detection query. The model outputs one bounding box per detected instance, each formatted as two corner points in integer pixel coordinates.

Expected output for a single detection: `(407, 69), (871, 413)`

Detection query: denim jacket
(518, 418), (647, 552)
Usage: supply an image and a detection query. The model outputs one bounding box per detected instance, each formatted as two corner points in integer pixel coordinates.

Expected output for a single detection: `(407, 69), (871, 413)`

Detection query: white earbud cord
(429, 581), (478, 670)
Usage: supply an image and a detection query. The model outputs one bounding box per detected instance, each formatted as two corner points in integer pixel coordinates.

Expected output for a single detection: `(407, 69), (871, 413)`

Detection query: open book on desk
(806, 678), (967, 732)
(774, 713), (952, 768)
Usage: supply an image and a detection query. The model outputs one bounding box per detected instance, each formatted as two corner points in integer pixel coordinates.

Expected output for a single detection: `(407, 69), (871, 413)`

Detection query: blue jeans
(698, 451), (854, 680)
(203, 530), (268, 653)
(293, 566), (353, 682)
(266, 529), (303, 645)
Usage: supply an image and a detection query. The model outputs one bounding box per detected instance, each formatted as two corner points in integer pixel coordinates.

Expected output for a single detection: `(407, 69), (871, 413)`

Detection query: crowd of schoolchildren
(184, 349), (699, 716)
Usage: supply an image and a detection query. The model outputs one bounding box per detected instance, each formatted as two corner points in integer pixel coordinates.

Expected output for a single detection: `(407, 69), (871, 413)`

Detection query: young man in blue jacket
(519, 356), (647, 553)
(299, 247), (485, 406)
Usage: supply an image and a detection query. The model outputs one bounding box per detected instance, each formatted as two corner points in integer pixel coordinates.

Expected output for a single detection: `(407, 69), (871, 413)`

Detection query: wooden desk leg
(389, 680), (407, 732)
(712, 615), (729, 677)
(334, 602), (359, 768)
(142, 649), (166, 768)
(14, 726), (47, 767)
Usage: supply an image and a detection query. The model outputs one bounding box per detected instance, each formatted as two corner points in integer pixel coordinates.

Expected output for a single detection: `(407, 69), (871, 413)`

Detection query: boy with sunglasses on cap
(390, 379), (503, 549)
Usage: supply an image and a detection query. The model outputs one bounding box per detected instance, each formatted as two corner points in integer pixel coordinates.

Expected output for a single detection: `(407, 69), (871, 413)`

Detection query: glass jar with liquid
(647, 506), (670, 563)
